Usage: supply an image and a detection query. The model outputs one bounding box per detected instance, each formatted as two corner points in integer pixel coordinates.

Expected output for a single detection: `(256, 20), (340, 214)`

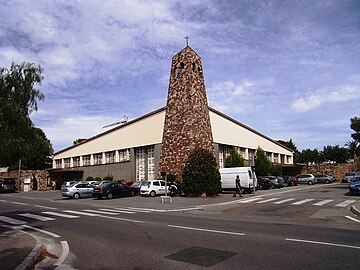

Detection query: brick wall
(0, 170), (50, 191)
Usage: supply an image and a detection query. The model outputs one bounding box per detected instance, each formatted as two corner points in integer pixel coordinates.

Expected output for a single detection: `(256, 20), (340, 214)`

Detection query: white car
(140, 180), (169, 197)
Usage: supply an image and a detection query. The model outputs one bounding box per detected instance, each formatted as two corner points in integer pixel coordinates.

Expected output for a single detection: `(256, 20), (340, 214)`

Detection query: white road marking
(34, 205), (57, 210)
(292, 199), (315, 205)
(273, 198), (296, 204)
(121, 207), (152, 213)
(168, 225), (245, 236)
(286, 238), (360, 250)
(313, 199), (334, 206)
(345, 215), (360, 223)
(0, 216), (27, 225)
(18, 213), (55, 221)
(0, 199), (7, 202)
(255, 198), (279, 204)
(98, 208), (135, 214)
(238, 197), (265, 203)
(21, 224), (60, 238)
(96, 215), (145, 223)
(10, 201), (27, 206)
(82, 209), (119, 215)
(335, 200), (356, 207)
(54, 241), (70, 266)
(42, 211), (79, 219)
(63, 210), (99, 217)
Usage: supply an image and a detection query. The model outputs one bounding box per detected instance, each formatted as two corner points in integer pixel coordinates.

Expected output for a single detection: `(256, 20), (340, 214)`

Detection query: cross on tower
(185, 35), (190, 46)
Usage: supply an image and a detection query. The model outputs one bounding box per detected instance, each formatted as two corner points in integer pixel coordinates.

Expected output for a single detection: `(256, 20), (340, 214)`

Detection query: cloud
(291, 85), (359, 112)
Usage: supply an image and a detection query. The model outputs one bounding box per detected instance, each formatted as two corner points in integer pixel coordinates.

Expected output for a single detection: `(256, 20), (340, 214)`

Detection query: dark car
(0, 178), (16, 193)
(349, 176), (360, 195)
(92, 182), (134, 199)
(314, 174), (335, 184)
(267, 176), (285, 189)
(281, 176), (297, 187)
(257, 176), (271, 190)
(131, 181), (146, 195)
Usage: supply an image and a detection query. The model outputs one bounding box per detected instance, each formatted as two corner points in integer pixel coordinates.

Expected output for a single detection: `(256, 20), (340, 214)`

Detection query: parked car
(61, 181), (78, 188)
(257, 176), (271, 190)
(343, 172), (359, 183)
(296, 174), (317, 185)
(281, 176), (298, 187)
(349, 176), (360, 195)
(314, 174), (335, 184)
(131, 181), (146, 195)
(92, 182), (134, 199)
(0, 178), (16, 193)
(61, 183), (94, 199)
(140, 180), (168, 197)
(93, 180), (112, 187)
(266, 176), (285, 189)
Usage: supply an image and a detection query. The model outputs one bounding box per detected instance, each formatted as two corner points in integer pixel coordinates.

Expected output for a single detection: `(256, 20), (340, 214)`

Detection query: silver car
(61, 183), (94, 199)
(296, 174), (317, 185)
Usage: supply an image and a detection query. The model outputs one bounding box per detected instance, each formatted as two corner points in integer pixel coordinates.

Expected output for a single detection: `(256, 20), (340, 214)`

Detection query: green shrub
(85, 176), (94, 181)
(94, 177), (102, 182)
(225, 148), (245, 167)
(182, 148), (221, 196)
(270, 164), (283, 176)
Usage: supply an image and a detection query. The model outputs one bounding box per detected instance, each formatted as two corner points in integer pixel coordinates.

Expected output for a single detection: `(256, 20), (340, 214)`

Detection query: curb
(351, 202), (360, 215)
(14, 230), (43, 270)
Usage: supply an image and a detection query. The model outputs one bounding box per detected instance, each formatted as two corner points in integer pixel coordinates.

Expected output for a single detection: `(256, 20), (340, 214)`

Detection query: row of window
(55, 149), (130, 168)
(218, 145), (292, 169)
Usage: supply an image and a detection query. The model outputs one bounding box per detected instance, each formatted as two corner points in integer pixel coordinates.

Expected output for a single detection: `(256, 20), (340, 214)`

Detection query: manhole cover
(165, 246), (237, 267)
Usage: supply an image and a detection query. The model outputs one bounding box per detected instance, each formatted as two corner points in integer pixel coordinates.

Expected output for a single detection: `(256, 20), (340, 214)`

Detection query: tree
(255, 147), (272, 176)
(277, 138), (298, 153)
(350, 117), (360, 143)
(345, 140), (359, 161)
(322, 145), (350, 163)
(296, 149), (321, 164)
(0, 61), (47, 167)
(182, 148), (221, 196)
(225, 148), (245, 167)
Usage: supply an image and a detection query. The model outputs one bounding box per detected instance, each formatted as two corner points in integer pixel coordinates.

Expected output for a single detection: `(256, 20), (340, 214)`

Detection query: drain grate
(165, 246), (237, 267)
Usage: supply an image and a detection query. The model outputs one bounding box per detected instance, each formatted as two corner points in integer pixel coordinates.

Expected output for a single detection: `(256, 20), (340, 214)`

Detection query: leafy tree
(182, 148), (221, 196)
(296, 149), (321, 164)
(277, 138), (298, 152)
(0, 61), (49, 168)
(350, 117), (360, 143)
(255, 147), (272, 176)
(322, 145), (350, 163)
(270, 164), (283, 176)
(225, 148), (245, 167)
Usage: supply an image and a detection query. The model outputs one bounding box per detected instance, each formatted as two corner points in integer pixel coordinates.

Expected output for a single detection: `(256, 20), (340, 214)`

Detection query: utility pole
(18, 158), (21, 192)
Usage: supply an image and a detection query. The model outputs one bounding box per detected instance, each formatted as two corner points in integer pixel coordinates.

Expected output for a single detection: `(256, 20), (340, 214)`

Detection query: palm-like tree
(345, 140), (359, 161)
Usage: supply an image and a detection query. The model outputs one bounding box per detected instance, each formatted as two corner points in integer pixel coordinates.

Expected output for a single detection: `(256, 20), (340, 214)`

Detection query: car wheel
(149, 191), (156, 197)
(107, 192), (113, 199)
(325, 180), (330, 184)
(130, 190), (135, 197)
(73, 193), (80, 199)
(270, 184), (275, 189)
(97, 196), (102, 200)
(308, 181), (313, 185)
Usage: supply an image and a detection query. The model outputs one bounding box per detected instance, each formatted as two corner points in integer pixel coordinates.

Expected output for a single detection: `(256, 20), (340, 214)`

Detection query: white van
(219, 167), (257, 194)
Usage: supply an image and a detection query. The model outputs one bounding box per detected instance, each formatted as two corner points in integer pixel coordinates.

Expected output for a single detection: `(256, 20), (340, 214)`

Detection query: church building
(51, 45), (293, 184)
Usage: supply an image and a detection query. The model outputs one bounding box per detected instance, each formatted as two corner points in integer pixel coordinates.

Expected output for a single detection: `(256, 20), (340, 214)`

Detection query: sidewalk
(351, 200), (360, 216)
(0, 227), (42, 270)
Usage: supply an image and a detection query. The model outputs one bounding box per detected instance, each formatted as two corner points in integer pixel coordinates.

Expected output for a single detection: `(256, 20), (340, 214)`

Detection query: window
(119, 149), (130, 162)
(73, 156), (80, 167)
(83, 155), (90, 166)
(136, 148), (145, 181)
(219, 146), (224, 169)
(153, 181), (160, 186)
(94, 153), (103, 165)
(55, 159), (62, 169)
(64, 158), (70, 168)
(105, 151), (115, 164)
(148, 146), (155, 180)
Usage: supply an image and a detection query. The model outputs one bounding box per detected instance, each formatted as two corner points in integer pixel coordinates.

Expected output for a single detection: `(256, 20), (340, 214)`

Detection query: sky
(1, 0), (359, 153)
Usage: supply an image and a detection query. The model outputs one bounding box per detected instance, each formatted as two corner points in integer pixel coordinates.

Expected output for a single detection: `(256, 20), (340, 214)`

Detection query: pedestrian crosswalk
(238, 197), (357, 207)
(0, 207), (158, 226)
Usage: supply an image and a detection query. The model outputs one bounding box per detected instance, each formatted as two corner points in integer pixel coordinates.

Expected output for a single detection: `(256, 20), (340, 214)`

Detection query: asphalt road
(0, 183), (359, 269)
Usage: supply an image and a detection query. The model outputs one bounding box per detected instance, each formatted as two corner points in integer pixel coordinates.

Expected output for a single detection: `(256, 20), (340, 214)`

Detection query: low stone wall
(302, 163), (357, 182)
(0, 170), (50, 192)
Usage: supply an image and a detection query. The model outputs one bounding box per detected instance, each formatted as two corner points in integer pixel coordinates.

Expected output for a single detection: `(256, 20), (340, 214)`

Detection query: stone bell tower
(159, 42), (215, 178)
